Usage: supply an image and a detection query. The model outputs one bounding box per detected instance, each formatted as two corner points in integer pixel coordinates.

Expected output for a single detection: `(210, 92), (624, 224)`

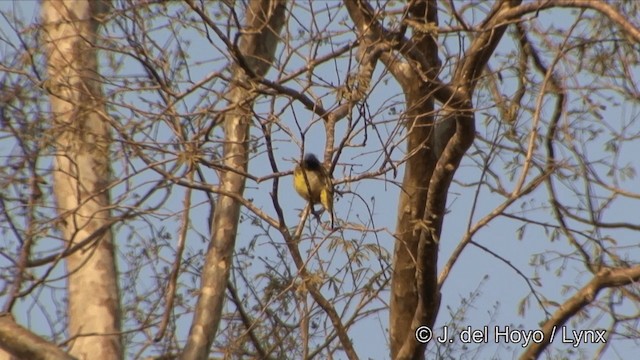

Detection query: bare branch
(521, 266), (640, 359)
(0, 314), (76, 360)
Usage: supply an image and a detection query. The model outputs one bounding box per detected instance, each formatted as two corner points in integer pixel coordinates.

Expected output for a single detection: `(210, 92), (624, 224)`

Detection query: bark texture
(0, 315), (77, 360)
(180, 1), (287, 359)
(346, 1), (520, 358)
(42, 1), (121, 359)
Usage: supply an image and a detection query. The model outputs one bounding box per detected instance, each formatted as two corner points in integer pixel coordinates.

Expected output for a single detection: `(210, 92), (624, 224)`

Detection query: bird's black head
(302, 153), (322, 170)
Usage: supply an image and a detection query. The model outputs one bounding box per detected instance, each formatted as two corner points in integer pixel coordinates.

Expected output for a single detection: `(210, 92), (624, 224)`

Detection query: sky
(1, 1), (639, 359)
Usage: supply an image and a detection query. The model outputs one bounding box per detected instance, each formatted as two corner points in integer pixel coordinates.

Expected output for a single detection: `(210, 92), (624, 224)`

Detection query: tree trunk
(180, 1), (287, 359)
(388, 2), (441, 358)
(42, 1), (121, 359)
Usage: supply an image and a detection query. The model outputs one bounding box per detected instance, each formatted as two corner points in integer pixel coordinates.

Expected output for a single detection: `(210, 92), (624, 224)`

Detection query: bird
(294, 153), (335, 228)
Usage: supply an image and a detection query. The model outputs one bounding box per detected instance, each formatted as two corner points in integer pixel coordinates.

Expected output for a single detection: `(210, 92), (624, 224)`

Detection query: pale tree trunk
(42, 1), (121, 359)
(180, 1), (287, 359)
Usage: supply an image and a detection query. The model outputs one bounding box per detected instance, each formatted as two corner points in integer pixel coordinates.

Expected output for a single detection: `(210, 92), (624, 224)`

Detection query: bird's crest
(303, 153), (322, 170)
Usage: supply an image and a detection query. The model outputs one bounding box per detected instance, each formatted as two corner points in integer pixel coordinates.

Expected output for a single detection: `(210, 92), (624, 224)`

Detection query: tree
(2, 1), (120, 359)
(1, 1), (639, 359)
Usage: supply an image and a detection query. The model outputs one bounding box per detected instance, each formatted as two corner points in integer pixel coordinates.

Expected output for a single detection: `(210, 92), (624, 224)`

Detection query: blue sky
(1, 1), (639, 359)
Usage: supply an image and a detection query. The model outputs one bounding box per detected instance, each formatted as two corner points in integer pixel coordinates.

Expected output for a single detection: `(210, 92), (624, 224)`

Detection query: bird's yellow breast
(294, 167), (324, 203)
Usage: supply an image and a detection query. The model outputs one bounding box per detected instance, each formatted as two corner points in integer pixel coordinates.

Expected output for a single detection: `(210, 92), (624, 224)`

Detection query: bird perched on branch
(294, 153), (335, 228)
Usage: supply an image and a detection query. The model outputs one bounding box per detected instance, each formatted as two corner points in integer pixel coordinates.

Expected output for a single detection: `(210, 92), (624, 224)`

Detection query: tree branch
(0, 314), (76, 360)
(503, 0), (640, 45)
(520, 266), (640, 359)
(455, 0), (523, 91)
